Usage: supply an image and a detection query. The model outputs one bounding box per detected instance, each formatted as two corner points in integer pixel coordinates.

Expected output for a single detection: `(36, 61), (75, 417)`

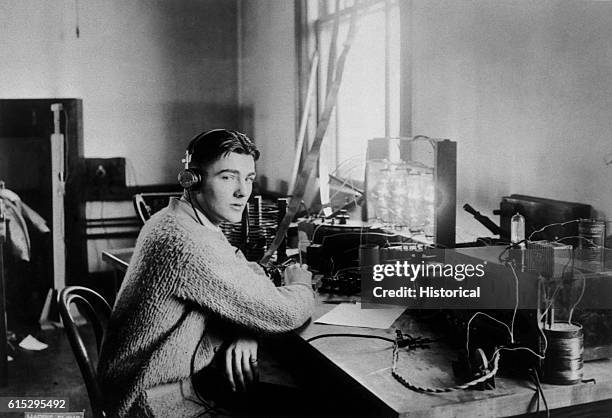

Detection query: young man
(97, 129), (314, 417)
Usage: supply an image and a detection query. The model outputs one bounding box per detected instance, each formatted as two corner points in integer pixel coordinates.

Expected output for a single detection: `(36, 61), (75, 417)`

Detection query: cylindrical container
(510, 212), (525, 246)
(543, 323), (584, 385)
(578, 219), (605, 269)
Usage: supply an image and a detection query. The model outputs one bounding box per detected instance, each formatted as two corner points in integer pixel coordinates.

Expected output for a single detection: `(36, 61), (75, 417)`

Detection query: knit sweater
(97, 197), (314, 417)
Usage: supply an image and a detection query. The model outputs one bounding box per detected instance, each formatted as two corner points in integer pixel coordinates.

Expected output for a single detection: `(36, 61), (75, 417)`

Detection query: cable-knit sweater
(97, 197), (314, 417)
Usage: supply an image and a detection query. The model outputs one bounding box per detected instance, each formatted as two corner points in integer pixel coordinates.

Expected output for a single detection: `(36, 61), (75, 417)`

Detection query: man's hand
(284, 263), (312, 287)
(224, 337), (259, 392)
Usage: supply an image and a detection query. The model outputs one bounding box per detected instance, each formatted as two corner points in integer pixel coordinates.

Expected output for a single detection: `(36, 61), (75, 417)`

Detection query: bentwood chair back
(59, 286), (111, 418)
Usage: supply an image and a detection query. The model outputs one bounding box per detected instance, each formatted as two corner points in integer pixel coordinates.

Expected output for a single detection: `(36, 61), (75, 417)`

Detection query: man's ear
(195, 172), (207, 192)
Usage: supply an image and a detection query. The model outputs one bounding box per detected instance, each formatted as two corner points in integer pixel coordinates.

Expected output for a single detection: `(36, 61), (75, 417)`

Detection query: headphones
(178, 129), (224, 190)
(178, 129), (254, 191)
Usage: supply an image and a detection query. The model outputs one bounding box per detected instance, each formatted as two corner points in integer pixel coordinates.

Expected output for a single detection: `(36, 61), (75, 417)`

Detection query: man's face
(194, 152), (256, 225)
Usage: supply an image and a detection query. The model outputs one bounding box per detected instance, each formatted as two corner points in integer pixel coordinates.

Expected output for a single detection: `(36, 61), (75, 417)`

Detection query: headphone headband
(187, 128), (228, 155)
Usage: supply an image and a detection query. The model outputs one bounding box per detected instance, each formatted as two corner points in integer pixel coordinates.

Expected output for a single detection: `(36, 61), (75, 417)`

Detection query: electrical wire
(539, 283), (562, 320)
(465, 312), (514, 362)
(507, 261), (520, 339)
(392, 344), (501, 393)
(328, 176), (361, 207)
(311, 222), (326, 242)
(186, 191), (205, 226)
(329, 154), (364, 176)
(306, 333), (394, 344)
(527, 219), (580, 241)
(555, 235), (603, 248)
(500, 249), (550, 359)
(536, 317), (549, 358)
(497, 240), (527, 263)
(530, 367), (550, 418)
(331, 265), (363, 275)
(189, 330), (224, 417)
(560, 246), (575, 280)
(491, 345), (545, 362)
(568, 269), (586, 325)
(306, 332), (502, 393)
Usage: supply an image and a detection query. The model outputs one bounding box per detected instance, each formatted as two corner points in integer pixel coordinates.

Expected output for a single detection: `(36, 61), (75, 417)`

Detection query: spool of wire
(543, 323), (583, 385)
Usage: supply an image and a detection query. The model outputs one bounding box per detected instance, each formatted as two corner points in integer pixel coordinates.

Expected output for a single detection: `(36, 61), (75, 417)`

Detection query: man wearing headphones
(97, 129), (314, 417)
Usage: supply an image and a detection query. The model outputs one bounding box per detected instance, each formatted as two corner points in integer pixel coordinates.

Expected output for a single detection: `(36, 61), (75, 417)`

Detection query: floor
(0, 325), (94, 417)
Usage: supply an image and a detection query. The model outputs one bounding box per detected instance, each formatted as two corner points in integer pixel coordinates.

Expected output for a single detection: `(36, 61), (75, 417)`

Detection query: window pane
(339, 9), (387, 143)
(310, 0), (400, 185)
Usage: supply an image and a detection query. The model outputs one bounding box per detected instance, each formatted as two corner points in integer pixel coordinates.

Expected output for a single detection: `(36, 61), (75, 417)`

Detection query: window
(301, 0), (401, 211)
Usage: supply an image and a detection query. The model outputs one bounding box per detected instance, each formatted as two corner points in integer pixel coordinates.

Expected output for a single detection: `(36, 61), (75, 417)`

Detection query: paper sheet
(314, 303), (405, 329)
(18, 335), (48, 351)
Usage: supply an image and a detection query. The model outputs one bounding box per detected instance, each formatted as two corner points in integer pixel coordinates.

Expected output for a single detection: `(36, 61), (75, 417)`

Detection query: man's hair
(187, 129), (260, 169)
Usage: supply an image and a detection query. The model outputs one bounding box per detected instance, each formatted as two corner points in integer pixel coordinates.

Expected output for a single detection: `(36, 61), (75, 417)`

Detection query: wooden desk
(101, 247), (133, 296)
(101, 248), (612, 416)
(293, 302), (612, 417)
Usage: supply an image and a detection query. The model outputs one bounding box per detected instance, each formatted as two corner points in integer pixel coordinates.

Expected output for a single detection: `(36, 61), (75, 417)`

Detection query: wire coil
(543, 323), (584, 385)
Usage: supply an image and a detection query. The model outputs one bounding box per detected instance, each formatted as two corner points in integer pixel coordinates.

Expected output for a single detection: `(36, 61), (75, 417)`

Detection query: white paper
(18, 335), (48, 351)
(314, 303), (405, 329)
(7, 355), (13, 362)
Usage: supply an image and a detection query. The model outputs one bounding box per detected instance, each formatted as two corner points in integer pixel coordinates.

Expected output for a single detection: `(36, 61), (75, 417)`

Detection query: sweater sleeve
(233, 247), (268, 276)
(176, 231), (315, 334)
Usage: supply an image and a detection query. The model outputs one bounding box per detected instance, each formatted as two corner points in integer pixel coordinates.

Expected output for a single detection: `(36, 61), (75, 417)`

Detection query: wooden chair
(59, 286), (111, 418)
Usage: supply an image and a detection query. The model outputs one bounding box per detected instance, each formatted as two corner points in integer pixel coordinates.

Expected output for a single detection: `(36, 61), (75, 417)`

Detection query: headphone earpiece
(178, 167), (202, 190)
(178, 149), (202, 190)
